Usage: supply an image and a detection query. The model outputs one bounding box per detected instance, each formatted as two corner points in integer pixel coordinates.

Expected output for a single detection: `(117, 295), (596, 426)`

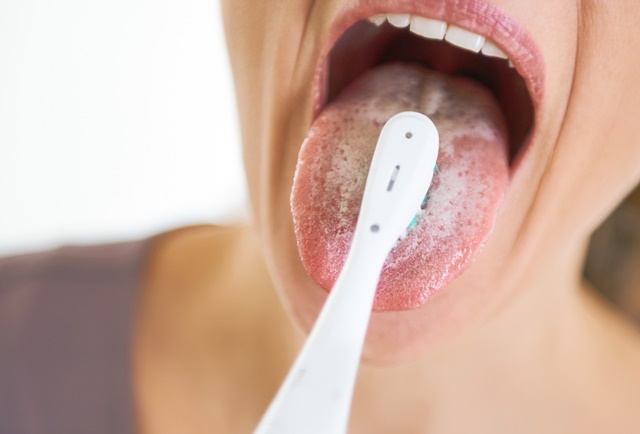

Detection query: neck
(137, 226), (640, 434)
(350, 238), (639, 433)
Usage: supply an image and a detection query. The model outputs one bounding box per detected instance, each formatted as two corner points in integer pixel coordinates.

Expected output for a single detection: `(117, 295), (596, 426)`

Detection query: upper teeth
(367, 14), (513, 67)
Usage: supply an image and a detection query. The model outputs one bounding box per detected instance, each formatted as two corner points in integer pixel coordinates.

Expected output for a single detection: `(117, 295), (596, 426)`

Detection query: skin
(134, 1), (640, 433)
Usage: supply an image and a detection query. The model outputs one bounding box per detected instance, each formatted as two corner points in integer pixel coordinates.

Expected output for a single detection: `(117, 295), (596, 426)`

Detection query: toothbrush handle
(253, 238), (387, 434)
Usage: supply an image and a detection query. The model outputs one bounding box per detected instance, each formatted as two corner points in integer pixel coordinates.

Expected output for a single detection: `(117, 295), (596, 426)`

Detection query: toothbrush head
(355, 112), (440, 251)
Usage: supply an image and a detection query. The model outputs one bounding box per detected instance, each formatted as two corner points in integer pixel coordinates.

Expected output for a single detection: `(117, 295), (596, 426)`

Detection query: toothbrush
(253, 111), (439, 434)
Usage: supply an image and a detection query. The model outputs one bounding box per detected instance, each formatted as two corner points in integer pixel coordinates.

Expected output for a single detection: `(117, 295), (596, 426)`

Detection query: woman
(2, 0), (640, 433)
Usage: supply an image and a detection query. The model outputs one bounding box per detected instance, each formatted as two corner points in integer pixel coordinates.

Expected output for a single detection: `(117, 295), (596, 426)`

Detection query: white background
(0, 0), (247, 256)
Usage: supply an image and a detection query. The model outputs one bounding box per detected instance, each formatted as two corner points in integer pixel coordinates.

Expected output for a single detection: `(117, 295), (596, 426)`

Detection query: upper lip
(312, 0), (545, 121)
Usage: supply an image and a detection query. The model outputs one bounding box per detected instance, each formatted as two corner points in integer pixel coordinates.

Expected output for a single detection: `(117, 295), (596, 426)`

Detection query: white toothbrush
(253, 111), (439, 434)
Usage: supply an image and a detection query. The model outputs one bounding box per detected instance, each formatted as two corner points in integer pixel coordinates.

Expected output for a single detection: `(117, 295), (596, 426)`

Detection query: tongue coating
(291, 63), (509, 312)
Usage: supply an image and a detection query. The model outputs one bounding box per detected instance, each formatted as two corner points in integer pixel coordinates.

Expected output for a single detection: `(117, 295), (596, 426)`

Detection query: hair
(585, 184), (640, 326)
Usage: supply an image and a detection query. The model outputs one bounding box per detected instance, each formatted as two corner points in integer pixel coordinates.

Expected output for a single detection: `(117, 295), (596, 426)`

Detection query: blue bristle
(408, 214), (419, 229)
(396, 163), (440, 245)
(421, 194), (428, 209)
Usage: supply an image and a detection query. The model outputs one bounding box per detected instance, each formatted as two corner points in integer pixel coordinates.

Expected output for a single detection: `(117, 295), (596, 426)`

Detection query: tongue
(291, 63), (509, 311)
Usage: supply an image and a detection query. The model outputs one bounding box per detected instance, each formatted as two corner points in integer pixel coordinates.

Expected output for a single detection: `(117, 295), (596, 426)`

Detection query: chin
(273, 205), (520, 365)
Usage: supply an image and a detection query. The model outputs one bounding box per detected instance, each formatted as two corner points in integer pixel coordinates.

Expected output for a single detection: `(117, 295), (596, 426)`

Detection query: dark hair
(585, 185), (640, 326)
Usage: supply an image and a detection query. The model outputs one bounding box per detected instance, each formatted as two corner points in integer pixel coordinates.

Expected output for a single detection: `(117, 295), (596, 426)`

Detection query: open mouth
(291, 3), (544, 312)
(325, 15), (534, 164)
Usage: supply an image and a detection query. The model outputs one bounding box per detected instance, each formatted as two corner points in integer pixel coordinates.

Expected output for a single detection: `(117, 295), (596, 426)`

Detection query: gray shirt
(0, 239), (152, 434)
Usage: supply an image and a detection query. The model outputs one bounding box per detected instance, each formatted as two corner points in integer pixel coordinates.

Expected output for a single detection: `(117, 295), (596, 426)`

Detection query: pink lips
(292, 0), (545, 312)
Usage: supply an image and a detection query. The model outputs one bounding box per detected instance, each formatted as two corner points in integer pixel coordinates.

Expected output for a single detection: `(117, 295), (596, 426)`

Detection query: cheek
(532, 7), (640, 242)
(553, 114), (640, 240)
(222, 0), (318, 221)
(360, 265), (511, 363)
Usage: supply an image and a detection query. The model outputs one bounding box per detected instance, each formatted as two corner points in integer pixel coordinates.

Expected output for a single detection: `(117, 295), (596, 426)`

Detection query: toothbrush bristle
(408, 214), (419, 230)
(397, 164), (439, 243)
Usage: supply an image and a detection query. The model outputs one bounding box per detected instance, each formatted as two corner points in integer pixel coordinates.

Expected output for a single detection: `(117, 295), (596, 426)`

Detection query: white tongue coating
(291, 63), (510, 311)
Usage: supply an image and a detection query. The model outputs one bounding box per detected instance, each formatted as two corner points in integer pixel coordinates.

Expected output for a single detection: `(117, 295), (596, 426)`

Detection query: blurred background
(0, 0), (246, 256)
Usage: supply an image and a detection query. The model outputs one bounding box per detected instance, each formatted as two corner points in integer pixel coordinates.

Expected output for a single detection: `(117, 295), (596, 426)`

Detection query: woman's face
(221, 0), (640, 362)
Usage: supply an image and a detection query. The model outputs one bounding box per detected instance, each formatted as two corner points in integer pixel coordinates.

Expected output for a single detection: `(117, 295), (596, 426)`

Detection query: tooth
(481, 40), (508, 59)
(367, 15), (386, 26)
(508, 59), (515, 68)
(409, 16), (447, 40)
(444, 25), (485, 53)
(387, 14), (411, 28)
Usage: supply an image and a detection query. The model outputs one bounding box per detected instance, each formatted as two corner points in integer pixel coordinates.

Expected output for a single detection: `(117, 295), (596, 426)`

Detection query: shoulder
(135, 224), (264, 333)
(144, 224), (249, 288)
(133, 225), (291, 433)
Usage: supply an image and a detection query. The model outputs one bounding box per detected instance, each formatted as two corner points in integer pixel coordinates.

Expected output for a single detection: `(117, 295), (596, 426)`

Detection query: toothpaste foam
(291, 63), (509, 311)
